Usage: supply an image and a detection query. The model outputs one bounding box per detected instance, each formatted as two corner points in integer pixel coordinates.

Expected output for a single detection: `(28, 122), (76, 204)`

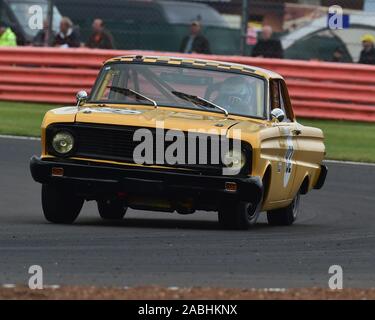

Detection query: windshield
(90, 63), (266, 119)
(7, 0), (62, 37)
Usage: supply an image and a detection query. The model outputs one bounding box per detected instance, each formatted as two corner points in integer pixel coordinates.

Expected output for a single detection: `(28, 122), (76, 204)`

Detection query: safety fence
(0, 47), (374, 122)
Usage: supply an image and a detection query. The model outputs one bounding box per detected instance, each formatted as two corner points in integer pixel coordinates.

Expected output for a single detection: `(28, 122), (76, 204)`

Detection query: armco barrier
(0, 47), (374, 122)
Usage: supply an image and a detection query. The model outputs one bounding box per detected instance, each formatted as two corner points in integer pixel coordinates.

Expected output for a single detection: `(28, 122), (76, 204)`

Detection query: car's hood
(73, 105), (240, 134)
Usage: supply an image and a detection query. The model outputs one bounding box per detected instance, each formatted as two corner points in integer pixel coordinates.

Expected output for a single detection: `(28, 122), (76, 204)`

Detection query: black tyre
(218, 201), (261, 230)
(42, 184), (84, 224)
(97, 199), (127, 220)
(267, 192), (300, 226)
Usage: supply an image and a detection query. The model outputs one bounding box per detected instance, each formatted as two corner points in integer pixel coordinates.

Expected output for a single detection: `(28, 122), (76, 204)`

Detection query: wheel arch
(299, 174), (310, 195)
(261, 164), (272, 202)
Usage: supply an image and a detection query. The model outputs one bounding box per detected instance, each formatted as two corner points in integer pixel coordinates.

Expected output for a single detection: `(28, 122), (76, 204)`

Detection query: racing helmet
(216, 77), (253, 110)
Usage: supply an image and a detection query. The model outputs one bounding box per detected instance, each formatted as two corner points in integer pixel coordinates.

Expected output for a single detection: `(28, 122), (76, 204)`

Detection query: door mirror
(271, 108), (285, 122)
(76, 90), (88, 106)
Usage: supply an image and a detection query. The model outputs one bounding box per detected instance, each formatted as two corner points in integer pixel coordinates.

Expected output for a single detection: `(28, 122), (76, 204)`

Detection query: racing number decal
(283, 135), (294, 188)
(279, 126), (295, 188)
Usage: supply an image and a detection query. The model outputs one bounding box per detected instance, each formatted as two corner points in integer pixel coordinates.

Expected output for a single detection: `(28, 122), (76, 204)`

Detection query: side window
(0, 5), (12, 26)
(270, 80), (291, 122)
(278, 82), (289, 122)
(270, 80), (280, 110)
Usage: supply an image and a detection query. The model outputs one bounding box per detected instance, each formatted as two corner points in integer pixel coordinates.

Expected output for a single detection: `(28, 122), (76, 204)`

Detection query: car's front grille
(75, 125), (138, 163)
(46, 123), (251, 175)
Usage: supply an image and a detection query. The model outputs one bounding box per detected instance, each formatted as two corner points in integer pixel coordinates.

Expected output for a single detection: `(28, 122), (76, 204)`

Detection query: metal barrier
(0, 47), (374, 122)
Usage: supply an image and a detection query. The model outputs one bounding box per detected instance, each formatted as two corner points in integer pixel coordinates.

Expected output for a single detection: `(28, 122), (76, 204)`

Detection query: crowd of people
(250, 25), (375, 65)
(0, 17), (115, 49)
(0, 16), (209, 52)
(0, 16), (375, 65)
(32, 17), (114, 49)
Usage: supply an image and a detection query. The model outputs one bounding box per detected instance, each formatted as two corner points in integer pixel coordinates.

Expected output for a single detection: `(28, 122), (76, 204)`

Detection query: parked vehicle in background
(282, 11), (375, 62)
(0, 0), (61, 45)
(54, 0), (240, 54)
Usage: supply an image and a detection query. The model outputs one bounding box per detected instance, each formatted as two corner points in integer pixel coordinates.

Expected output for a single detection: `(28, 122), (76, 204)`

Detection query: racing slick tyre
(97, 200), (127, 220)
(267, 191), (300, 226)
(42, 184), (84, 224)
(218, 201), (261, 230)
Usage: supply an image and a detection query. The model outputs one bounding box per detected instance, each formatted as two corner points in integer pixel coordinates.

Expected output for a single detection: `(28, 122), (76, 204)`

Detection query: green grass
(0, 101), (374, 162)
(299, 119), (375, 163)
(0, 101), (55, 137)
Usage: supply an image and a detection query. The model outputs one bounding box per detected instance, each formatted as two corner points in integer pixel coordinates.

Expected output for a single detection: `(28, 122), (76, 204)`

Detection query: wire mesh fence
(1, 0), (375, 63)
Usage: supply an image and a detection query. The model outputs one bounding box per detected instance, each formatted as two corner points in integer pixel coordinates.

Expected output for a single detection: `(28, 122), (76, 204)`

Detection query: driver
(214, 77), (254, 114)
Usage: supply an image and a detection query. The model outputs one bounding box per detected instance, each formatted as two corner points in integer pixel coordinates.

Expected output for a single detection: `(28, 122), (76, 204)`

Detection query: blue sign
(328, 13), (350, 29)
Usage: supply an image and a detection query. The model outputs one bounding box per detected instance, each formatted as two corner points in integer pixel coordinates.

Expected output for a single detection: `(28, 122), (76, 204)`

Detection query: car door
(269, 79), (300, 202)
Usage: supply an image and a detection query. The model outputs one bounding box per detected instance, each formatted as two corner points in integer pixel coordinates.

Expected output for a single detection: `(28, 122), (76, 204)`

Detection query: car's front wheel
(42, 184), (84, 224)
(97, 199), (127, 220)
(218, 201), (261, 230)
(267, 191), (300, 226)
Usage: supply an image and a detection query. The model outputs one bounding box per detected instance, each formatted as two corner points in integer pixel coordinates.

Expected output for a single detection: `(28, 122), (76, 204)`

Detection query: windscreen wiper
(107, 86), (158, 107)
(171, 91), (228, 117)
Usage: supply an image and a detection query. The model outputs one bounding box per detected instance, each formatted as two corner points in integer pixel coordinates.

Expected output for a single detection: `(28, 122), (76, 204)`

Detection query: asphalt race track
(0, 137), (374, 289)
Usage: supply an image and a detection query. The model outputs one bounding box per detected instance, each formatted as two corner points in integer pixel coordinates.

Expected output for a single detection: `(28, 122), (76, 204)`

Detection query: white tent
(281, 12), (375, 61)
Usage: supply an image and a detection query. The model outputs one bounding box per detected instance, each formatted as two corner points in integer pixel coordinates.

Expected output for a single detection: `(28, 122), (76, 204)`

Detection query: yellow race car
(30, 55), (327, 229)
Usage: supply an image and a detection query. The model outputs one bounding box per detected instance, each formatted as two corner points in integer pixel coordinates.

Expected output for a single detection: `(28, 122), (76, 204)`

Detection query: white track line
(1, 135), (374, 167)
(262, 288), (287, 292)
(324, 159), (375, 167)
(44, 285), (61, 289)
(0, 135), (40, 141)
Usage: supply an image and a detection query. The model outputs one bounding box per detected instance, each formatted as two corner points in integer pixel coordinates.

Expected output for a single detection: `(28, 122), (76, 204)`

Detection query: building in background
(191, 0), (374, 61)
(364, 0), (375, 11)
(192, 0), (366, 32)
(1, 0), (374, 61)
(0, 0), (62, 45)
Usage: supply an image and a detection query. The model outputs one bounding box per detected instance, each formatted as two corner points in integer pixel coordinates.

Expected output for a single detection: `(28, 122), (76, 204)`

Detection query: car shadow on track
(72, 217), (276, 231)
(18, 213), (324, 232)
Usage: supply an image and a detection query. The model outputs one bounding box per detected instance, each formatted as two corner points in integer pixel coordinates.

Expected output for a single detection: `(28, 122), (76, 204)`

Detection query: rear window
(7, 0), (61, 37)
(55, 0), (164, 23)
(159, 1), (228, 27)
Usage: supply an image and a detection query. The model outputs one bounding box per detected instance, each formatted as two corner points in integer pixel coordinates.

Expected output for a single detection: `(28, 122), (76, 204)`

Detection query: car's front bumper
(30, 156), (263, 205)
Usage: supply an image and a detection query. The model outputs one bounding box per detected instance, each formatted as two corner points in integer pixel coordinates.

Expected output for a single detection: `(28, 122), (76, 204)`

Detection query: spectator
(86, 19), (114, 49)
(251, 26), (283, 59)
(332, 47), (345, 63)
(53, 17), (80, 48)
(0, 22), (17, 47)
(358, 34), (375, 65)
(180, 21), (210, 54)
(33, 19), (54, 47)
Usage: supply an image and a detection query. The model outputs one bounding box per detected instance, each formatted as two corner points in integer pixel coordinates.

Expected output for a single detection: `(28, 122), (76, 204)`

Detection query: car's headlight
(52, 131), (74, 155)
(223, 149), (246, 170)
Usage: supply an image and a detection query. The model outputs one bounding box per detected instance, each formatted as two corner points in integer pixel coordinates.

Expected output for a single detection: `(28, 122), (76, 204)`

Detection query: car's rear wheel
(218, 201), (261, 230)
(97, 199), (127, 220)
(42, 184), (84, 224)
(267, 191), (300, 226)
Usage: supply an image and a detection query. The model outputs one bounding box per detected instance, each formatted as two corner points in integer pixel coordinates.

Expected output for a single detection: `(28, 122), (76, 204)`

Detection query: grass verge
(299, 119), (375, 163)
(0, 101), (374, 162)
(0, 101), (55, 137)
(0, 286), (375, 299)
